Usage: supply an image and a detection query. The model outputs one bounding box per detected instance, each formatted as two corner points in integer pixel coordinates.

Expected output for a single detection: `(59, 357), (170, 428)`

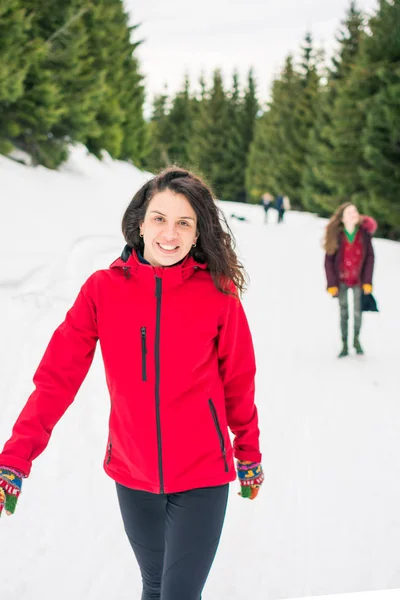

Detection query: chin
(155, 251), (185, 266)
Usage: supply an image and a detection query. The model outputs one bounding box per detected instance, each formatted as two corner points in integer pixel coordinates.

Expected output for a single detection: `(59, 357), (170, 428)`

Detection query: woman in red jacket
(0, 167), (263, 600)
(324, 202), (376, 358)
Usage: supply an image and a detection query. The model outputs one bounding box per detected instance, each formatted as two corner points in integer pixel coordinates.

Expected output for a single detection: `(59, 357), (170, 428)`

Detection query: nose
(162, 222), (178, 240)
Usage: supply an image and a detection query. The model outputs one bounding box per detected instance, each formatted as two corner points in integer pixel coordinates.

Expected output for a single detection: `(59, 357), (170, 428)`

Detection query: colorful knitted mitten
(0, 467), (23, 517)
(237, 460), (264, 500)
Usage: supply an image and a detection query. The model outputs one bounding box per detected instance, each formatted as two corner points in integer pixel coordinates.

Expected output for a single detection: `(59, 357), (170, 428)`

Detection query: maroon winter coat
(0, 248), (261, 494)
(324, 216), (376, 289)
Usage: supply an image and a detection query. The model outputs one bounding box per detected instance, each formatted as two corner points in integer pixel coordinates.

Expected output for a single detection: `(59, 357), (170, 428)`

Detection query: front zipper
(141, 327), (147, 381)
(155, 277), (164, 493)
(208, 399), (229, 472)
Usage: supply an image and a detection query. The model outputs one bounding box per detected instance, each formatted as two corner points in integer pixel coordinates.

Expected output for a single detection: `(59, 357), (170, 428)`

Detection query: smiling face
(139, 190), (198, 267)
(342, 204), (360, 230)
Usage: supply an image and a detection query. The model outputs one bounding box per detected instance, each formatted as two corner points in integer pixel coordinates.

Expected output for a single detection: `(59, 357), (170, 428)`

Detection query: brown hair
(121, 166), (247, 295)
(324, 202), (360, 255)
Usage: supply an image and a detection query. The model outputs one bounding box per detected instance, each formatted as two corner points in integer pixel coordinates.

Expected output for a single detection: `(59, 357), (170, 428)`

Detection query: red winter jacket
(324, 216), (376, 289)
(0, 248), (261, 494)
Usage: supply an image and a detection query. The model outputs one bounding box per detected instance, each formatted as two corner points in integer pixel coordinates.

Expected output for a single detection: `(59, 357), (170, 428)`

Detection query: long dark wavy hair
(121, 166), (247, 295)
(324, 201), (360, 255)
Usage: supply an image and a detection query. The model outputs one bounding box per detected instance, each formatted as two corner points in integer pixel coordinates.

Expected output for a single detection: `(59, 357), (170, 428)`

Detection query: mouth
(156, 242), (180, 254)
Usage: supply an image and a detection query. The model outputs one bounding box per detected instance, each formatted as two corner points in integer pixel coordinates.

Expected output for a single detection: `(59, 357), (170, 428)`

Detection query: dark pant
(277, 208), (285, 222)
(116, 483), (229, 600)
(339, 284), (362, 340)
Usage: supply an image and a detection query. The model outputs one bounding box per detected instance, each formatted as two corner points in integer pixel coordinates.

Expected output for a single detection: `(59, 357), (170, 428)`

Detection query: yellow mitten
(327, 287), (339, 297)
(363, 284), (373, 294)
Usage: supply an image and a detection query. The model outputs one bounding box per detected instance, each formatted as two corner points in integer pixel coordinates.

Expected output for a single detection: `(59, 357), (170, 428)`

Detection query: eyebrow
(149, 210), (195, 221)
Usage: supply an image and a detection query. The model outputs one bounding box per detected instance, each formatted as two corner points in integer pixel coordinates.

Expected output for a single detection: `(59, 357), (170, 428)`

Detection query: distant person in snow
(261, 192), (274, 223)
(0, 167), (263, 600)
(275, 194), (291, 223)
(324, 202), (376, 358)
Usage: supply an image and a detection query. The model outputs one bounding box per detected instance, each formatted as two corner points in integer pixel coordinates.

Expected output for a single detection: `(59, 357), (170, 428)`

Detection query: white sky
(125, 0), (378, 110)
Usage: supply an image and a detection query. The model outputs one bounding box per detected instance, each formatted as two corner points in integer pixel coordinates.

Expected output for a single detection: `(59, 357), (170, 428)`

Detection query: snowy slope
(1, 146), (399, 600)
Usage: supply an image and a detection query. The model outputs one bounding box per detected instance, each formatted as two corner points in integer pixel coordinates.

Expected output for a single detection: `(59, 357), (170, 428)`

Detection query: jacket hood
(360, 215), (377, 235)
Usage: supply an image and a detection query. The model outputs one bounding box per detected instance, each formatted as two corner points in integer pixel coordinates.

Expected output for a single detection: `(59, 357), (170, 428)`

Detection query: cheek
(184, 230), (196, 244)
(143, 223), (157, 237)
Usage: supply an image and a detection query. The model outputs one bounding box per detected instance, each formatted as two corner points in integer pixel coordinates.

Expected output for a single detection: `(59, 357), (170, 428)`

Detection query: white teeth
(159, 244), (178, 251)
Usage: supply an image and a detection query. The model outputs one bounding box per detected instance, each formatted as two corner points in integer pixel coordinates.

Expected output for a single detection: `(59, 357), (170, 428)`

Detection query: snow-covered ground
(1, 146), (399, 600)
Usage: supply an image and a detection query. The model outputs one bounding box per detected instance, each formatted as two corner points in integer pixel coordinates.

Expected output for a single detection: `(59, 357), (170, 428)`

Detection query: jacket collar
(110, 245), (207, 289)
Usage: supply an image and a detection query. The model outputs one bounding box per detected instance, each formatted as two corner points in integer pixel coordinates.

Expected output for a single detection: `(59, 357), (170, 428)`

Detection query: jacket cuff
(234, 449), (262, 463)
(0, 454), (31, 477)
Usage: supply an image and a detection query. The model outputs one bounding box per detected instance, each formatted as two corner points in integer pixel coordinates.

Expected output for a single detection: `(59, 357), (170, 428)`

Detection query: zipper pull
(106, 442), (112, 464)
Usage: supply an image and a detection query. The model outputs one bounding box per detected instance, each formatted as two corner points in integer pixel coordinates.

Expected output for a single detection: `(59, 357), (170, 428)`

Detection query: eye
(179, 221), (190, 227)
(154, 216), (164, 222)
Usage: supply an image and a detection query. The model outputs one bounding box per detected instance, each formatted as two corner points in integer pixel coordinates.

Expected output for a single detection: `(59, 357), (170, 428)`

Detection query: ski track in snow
(1, 150), (399, 600)
(0, 265), (48, 292)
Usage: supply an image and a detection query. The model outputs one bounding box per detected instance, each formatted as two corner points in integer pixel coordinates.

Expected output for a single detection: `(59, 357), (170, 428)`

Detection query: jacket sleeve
(217, 291), (261, 463)
(0, 275), (98, 476)
(362, 234), (375, 285)
(324, 252), (338, 289)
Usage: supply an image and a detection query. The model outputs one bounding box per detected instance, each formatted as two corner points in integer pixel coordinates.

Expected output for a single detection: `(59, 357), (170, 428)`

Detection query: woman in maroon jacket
(324, 202), (376, 358)
(0, 167), (263, 600)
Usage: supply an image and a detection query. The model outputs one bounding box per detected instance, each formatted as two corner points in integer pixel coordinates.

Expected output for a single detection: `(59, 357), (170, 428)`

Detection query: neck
(344, 224), (356, 233)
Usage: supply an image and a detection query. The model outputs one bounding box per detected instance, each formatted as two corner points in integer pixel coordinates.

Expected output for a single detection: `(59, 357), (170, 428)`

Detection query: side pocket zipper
(141, 326), (147, 381)
(106, 437), (112, 465)
(208, 399), (229, 472)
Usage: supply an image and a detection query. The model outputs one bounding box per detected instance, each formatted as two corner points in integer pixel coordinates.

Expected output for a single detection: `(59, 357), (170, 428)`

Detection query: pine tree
(331, 1), (365, 84)
(6, 52), (65, 167)
(0, 0), (36, 154)
(323, 17), (370, 202)
(357, 0), (400, 238)
(287, 33), (321, 207)
(301, 86), (335, 214)
(0, 0), (30, 103)
(2, 0), (106, 166)
(47, 1), (104, 146)
(302, 3), (365, 214)
(0, 0), (67, 166)
(188, 74), (212, 179)
(167, 74), (194, 167)
(85, 0), (145, 161)
(206, 70), (231, 198)
(247, 34), (321, 207)
(0, 0), (145, 168)
(118, 24), (146, 165)
(246, 108), (276, 202)
(189, 70), (231, 198)
(143, 88), (173, 172)
(246, 55), (304, 203)
(223, 71), (248, 201)
(242, 69), (258, 162)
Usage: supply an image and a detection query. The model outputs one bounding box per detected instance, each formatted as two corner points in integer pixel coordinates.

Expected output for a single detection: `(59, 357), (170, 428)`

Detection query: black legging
(116, 483), (229, 600)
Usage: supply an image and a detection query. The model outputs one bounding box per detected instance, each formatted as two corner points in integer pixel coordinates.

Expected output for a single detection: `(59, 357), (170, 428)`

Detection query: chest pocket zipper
(141, 327), (147, 381)
(208, 399), (229, 472)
